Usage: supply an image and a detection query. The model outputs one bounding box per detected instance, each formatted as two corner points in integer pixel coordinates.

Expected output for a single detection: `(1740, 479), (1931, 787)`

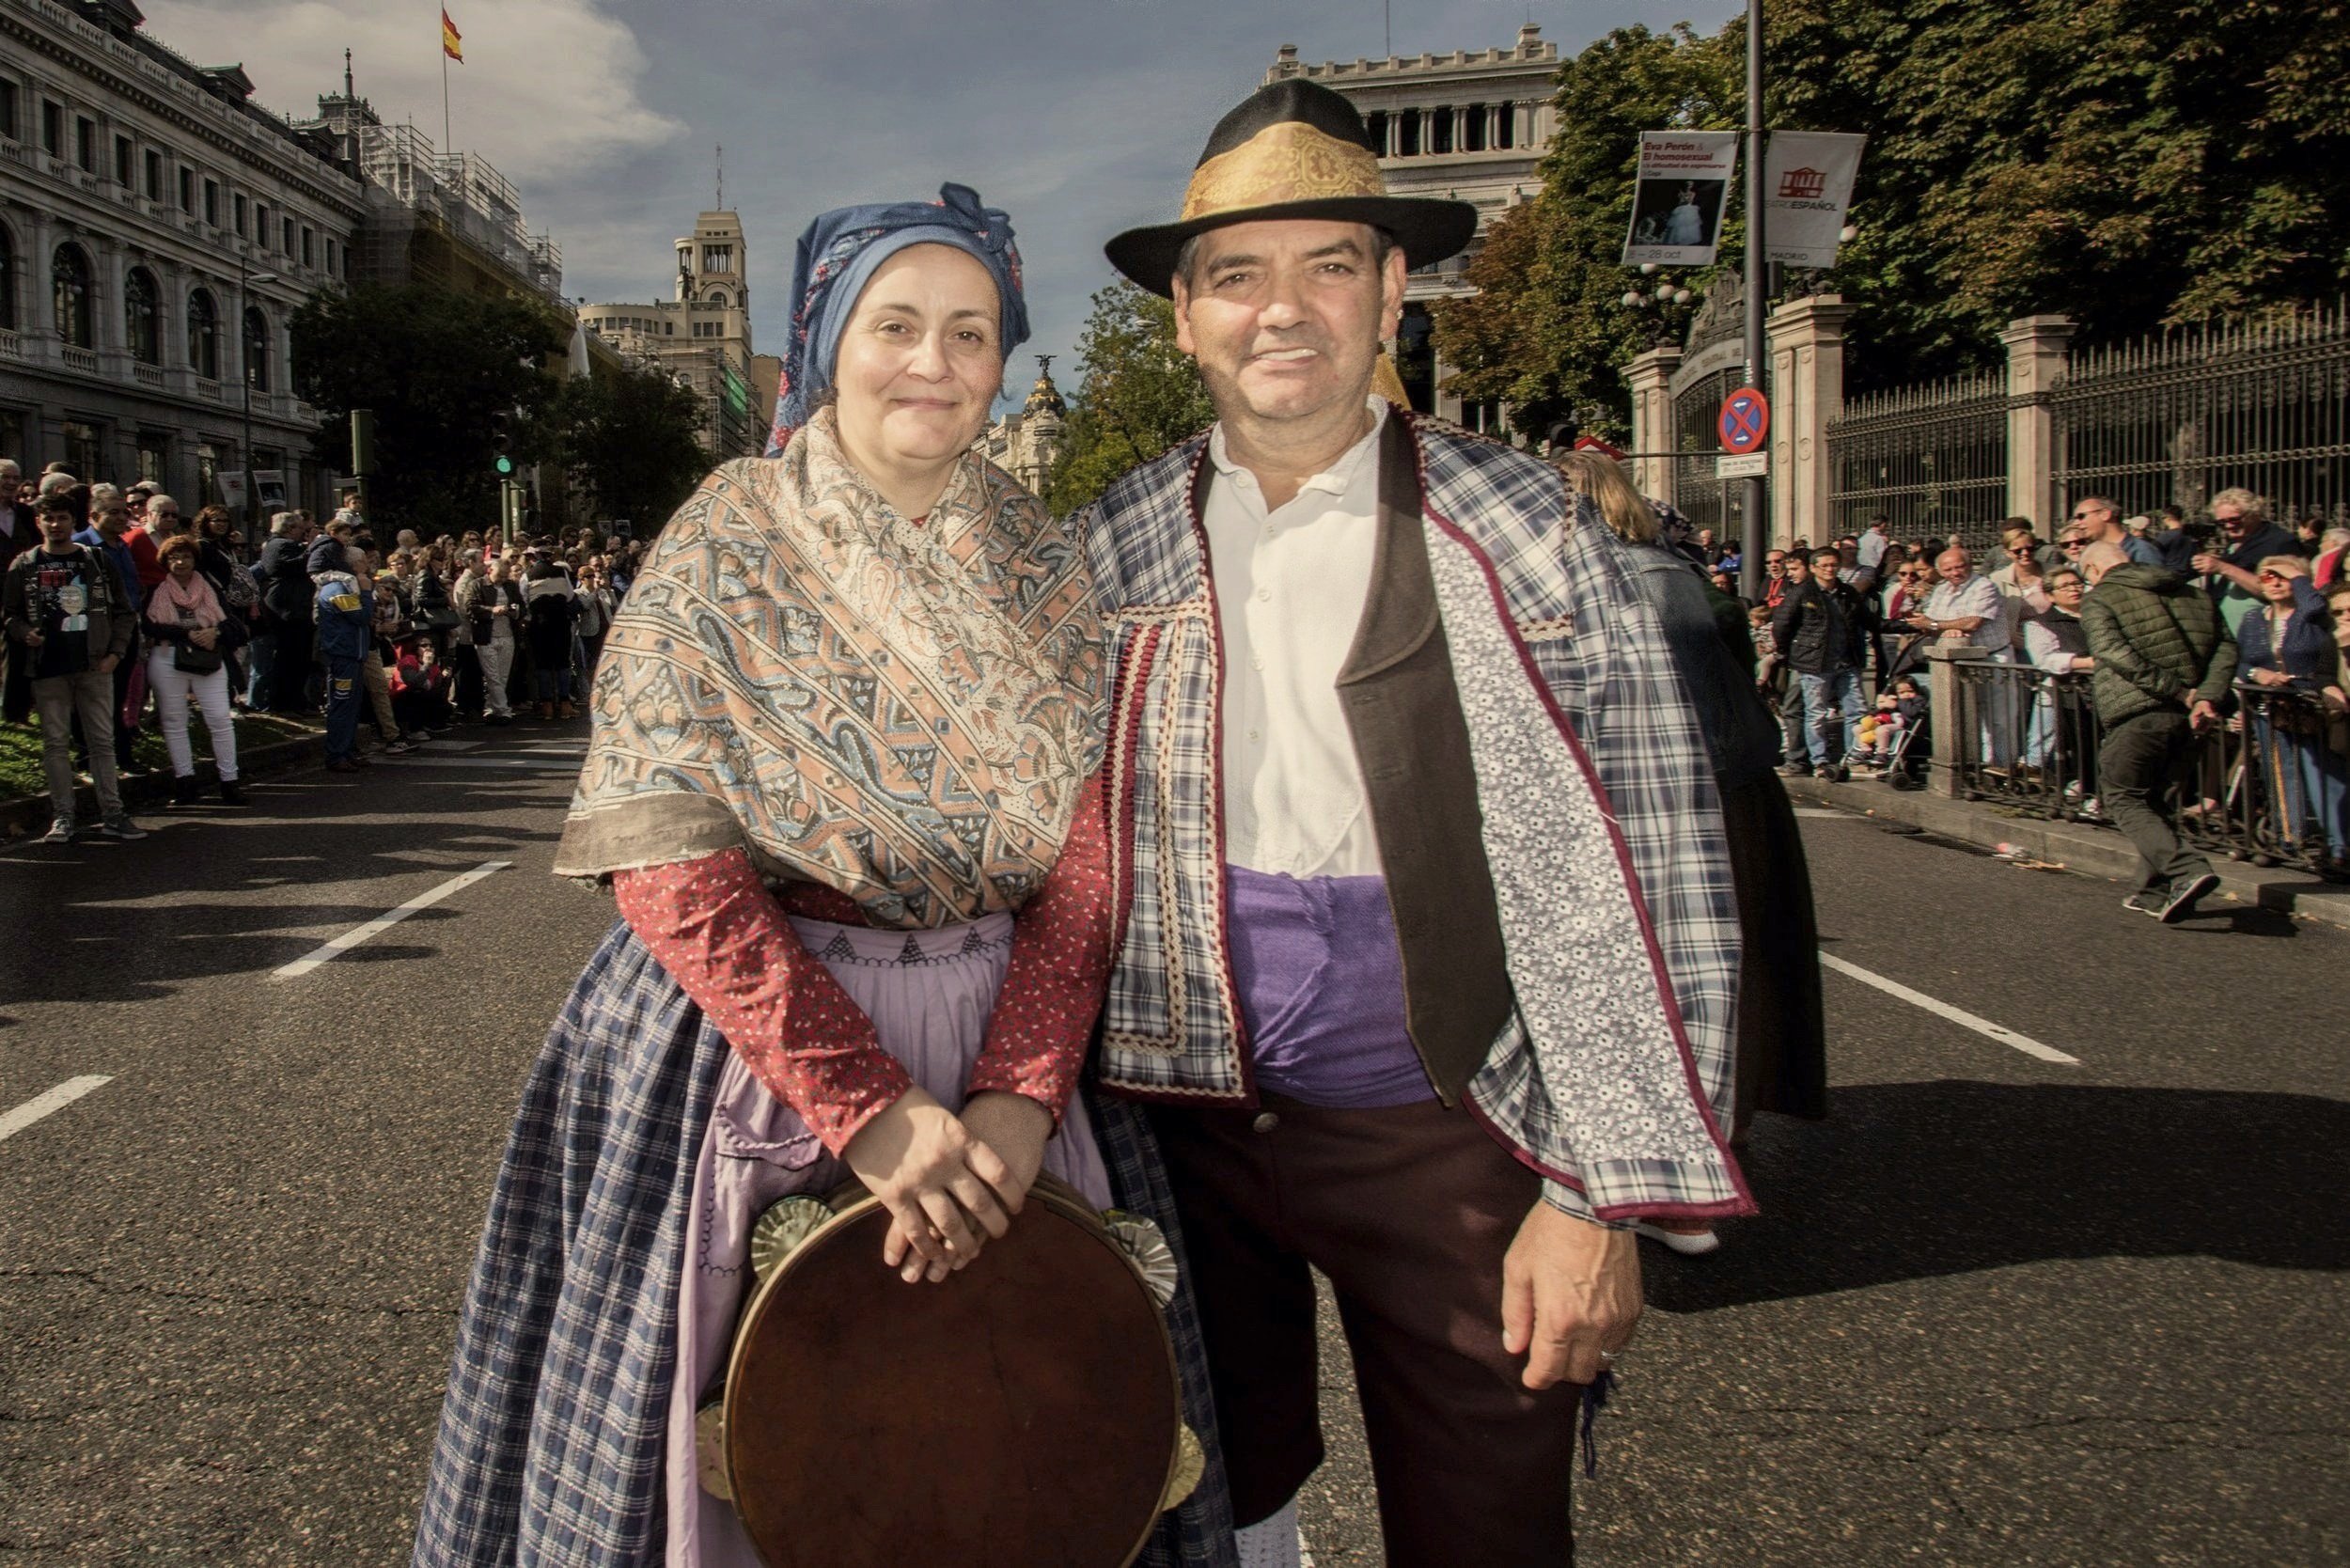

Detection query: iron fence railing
(1950, 663), (2107, 823)
(2050, 305), (2350, 528)
(1826, 371), (2011, 547)
(1950, 660), (2349, 877)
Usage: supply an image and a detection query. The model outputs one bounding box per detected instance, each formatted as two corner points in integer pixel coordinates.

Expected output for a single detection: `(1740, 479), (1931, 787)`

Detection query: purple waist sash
(1225, 864), (1434, 1109)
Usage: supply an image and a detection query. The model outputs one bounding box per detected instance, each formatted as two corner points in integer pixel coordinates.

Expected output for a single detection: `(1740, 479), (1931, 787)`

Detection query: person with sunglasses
(2192, 488), (2305, 638)
(2238, 554), (2346, 862)
(2067, 495), (2161, 568)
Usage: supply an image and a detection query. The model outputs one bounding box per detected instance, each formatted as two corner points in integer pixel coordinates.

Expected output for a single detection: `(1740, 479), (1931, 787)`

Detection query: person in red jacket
(389, 636), (452, 735)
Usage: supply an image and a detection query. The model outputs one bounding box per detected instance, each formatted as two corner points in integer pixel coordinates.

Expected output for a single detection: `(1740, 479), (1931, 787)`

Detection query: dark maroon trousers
(1151, 1094), (1584, 1566)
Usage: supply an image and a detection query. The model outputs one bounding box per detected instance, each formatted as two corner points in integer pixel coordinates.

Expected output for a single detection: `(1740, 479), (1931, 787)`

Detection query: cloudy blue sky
(143, 0), (1741, 408)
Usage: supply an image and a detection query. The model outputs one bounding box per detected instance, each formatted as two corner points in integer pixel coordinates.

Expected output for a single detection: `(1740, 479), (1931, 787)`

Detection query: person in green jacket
(2077, 541), (2239, 922)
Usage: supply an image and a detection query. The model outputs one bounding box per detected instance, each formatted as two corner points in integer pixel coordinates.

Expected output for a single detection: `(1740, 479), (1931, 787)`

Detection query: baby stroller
(1877, 685), (1930, 790)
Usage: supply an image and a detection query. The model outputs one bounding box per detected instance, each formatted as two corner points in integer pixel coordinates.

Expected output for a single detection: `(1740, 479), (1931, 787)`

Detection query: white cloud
(137, 0), (685, 182)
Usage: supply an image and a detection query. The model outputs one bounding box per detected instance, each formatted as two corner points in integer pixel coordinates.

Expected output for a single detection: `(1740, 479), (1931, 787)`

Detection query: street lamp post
(1621, 263), (1700, 351)
(1739, 0), (1768, 604)
(238, 253), (280, 550)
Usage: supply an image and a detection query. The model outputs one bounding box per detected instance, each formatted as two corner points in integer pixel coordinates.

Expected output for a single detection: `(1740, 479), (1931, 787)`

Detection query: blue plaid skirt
(412, 918), (1238, 1567)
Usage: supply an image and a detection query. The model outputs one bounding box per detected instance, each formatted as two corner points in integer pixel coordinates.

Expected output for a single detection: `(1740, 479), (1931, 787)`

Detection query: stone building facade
(1263, 24), (1559, 431)
(0, 0), (361, 515)
(979, 359), (1065, 494)
(578, 212), (767, 462)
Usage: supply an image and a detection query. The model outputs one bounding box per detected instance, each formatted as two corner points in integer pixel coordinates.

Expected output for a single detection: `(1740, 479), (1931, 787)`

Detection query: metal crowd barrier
(1945, 656), (2349, 879)
(1950, 661), (2107, 824)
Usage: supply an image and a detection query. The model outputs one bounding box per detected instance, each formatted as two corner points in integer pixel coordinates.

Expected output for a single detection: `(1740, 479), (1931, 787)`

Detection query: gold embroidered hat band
(1105, 79), (1480, 299)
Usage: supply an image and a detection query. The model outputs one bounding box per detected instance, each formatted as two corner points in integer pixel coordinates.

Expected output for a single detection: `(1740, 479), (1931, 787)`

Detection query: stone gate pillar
(2001, 314), (2076, 531)
(1625, 344), (1682, 508)
(1766, 293), (1853, 550)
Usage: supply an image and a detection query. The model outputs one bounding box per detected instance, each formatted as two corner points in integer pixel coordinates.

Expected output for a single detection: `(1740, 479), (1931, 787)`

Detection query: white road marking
(1819, 952), (2080, 1064)
(1792, 808), (1847, 819)
(272, 861), (512, 979)
(0, 1075), (115, 1145)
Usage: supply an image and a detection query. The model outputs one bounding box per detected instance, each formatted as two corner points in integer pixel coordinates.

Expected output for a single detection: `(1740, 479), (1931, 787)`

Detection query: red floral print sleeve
(966, 774), (1113, 1123)
(613, 850), (910, 1155)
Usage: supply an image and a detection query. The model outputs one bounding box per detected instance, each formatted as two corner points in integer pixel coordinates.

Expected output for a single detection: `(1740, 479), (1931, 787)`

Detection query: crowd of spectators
(1680, 486), (2350, 899)
(2, 455), (649, 839)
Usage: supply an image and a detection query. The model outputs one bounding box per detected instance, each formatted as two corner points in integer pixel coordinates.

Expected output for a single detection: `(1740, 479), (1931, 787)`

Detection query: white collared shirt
(1201, 398), (1388, 878)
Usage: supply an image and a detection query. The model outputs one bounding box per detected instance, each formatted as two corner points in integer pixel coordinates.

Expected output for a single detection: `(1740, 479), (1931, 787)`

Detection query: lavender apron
(663, 911), (1115, 1567)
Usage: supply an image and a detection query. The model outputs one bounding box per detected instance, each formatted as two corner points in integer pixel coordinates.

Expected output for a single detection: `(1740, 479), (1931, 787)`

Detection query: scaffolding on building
(344, 121), (565, 304)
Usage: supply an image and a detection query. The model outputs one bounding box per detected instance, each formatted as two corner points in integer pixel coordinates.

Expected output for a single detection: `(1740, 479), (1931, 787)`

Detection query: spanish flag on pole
(442, 8), (463, 62)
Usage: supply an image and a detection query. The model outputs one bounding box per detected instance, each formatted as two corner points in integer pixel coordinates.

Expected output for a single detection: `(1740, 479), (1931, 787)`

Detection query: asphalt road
(1, 740), (2342, 1566)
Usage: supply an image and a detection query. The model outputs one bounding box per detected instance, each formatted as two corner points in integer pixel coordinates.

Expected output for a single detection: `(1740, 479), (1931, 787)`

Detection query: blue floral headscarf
(764, 182), (1030, 455)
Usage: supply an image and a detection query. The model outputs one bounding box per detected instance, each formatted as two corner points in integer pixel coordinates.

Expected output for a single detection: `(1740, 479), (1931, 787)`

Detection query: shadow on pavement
(0, 797), (560, 1005)
(2170, 903), (2305, 938)
(1649, 1078), (2349, 1312)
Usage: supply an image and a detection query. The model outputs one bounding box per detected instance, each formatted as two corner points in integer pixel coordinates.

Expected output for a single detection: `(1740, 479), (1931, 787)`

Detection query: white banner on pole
(254, 469), (288, 510)
(1622, 131), (1740, 267)
(1763, 131), (1867, 268)
(217, 470), (249, 510)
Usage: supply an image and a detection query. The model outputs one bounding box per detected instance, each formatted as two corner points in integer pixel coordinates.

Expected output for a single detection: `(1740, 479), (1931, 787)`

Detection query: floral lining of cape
(554, 406), (1104, 929)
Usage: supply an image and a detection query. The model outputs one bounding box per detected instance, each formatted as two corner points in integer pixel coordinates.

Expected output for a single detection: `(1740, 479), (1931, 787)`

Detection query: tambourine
(698, 1173), (1200, 1568)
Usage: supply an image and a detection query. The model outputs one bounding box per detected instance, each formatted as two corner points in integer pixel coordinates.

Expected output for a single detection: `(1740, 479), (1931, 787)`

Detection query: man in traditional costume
(1084, 81), (1753, 1566)
(414, 186), (1234, 1568)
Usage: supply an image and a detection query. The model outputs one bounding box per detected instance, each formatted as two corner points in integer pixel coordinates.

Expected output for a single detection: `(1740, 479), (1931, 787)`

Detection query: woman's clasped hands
(839, 1087), (1052, 1284)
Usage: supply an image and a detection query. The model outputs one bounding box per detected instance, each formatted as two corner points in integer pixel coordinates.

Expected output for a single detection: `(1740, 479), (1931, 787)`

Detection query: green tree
(1438, 24), (1741, 441)
(1042, 281), (1215, 516)
(1440, 3), (2350, 428)
(1773, 0), (2350, 372)
(538, 364), (710, 536)
(290, 284), (566, 538)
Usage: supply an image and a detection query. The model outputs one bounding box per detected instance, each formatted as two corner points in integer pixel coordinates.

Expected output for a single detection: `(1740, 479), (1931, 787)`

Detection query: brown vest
(1332, 418), (1515, 1105)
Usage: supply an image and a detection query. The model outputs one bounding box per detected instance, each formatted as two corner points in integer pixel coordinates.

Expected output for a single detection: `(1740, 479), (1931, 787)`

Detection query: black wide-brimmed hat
(1105, 79), (1480, 298)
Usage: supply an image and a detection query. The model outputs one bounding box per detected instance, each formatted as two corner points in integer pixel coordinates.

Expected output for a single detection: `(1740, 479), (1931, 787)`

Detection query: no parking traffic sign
(1718, 386), (1770, 455)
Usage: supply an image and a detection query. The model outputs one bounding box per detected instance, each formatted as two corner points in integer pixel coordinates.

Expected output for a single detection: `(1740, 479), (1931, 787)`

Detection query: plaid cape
(1080, 416), (1750, 1221)
(412, 919), (1237, 1567)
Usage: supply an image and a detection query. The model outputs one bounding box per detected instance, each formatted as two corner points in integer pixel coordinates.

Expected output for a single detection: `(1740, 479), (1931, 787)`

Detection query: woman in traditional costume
(412, 184), (1234, 1568)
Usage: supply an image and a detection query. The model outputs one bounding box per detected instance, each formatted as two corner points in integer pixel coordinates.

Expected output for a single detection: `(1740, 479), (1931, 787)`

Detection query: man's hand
(2189, 698), (2220, 732)
(2191, 552), (2222, 576)
(840, 1086), (1018, 1285)
(1500, 1201), (1642, 1389)
(94, 653), (118, 674)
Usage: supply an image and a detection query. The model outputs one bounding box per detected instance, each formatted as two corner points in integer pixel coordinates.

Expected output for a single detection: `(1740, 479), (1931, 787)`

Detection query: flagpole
(441, 26), (451, 158)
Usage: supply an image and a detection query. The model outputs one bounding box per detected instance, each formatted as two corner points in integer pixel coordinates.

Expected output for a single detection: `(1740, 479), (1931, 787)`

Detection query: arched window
(706, 288), (729, 309)
(243, 305), (270, 392)
(0, 225), (16, 331)
(187, 288), (220, 380)
(51, 243), (94, 348)
(124, 266), (161, 364)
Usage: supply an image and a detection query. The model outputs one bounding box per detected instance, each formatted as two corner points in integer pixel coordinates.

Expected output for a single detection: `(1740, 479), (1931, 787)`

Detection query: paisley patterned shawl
(554, 407), (1105, 929)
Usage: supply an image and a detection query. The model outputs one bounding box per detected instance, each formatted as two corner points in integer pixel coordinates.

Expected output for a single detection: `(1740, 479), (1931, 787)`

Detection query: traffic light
(490, 409), (515, 477)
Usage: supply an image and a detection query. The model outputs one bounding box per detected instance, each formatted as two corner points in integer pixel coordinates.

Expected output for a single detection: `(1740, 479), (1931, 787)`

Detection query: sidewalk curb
(1, 725), (328, 840)
(1782, 774), (2350, 933)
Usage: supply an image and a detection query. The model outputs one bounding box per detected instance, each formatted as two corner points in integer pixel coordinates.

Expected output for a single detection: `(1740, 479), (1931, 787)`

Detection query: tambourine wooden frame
(720, 1176), (1184, 1568)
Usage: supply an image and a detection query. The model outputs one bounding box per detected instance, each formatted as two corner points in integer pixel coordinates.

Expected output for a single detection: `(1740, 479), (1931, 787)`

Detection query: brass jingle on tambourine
(695, 1400), (732, 1501)
(1161, 1423), (1204, 1513)
(749, 1196), (834, 1284)
(1102, 1210), (1179, 1308)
